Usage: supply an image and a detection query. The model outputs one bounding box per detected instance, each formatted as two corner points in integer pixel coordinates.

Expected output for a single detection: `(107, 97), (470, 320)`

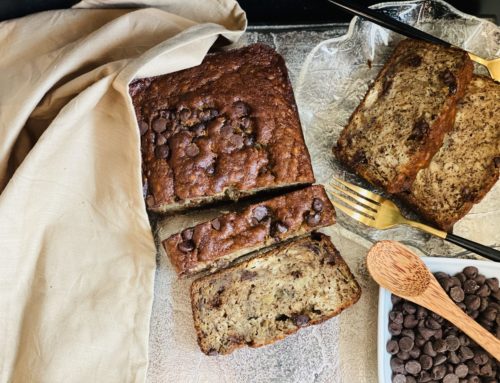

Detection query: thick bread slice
(190, 233), (361, 355)
(163, 185), (335, 277)
(335, 39), (473, 193)
(400, 75), (500, 231)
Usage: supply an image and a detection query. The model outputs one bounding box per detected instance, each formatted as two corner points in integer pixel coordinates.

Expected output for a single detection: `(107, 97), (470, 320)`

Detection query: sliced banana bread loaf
(163, 185), (335, 277)
(335, 39), (473, 193)
(190, 233), (361, 355)
(130, 43), (315, 213)
(400, 75), (500, 231)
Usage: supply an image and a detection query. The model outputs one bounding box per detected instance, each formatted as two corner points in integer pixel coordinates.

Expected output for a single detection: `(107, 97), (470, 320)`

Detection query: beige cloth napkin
(0, 1), (246, 382)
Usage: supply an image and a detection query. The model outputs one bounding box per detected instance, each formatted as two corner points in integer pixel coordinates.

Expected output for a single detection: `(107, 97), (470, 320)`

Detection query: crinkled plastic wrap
(296, 0), (500, 259)
(148, 1), (499, 382)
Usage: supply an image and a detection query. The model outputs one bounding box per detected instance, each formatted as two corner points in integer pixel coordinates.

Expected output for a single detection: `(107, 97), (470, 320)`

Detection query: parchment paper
(0, 1), (245, 382)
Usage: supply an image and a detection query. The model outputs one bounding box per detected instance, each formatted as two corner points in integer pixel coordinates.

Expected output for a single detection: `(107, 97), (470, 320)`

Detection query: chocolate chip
(446, 335), (460, 352)
(305, 211), (321, 226)
(185, 143), (200, 157)
(432, 364), (447, 380)
(418, 370), (432, 382)
(406, 360), (422, 375)
(155, 144), (170, 159)
(181, 228), (193, 241)
(448, 351), (460, 365)
(450, 286), (465, 302)
(420, 354), (433, 370)
(275, 314), (289, 321)
(397, 350), (410, 361)
(440, 69), (457, 95)
(476, 283), (490, 297)
(434, 354), (447, 366)
(455, 364), (468, 378)
(244, 135), (255, 147)
(409, 118), (430, 141)
(399, 336), (414, 352)
(393, 374), (406, 383)
(292, 314), (309, 327)
(191, 123), (206, 136)
(387, 340), (399, 354)
(271, 221), (288, 237)
(178, 240), (195, 253)
(312, 198), (324, 212)
(463, 279), (479, 294)
(407, 54), (422, 67)
(409, 347), (421, 359)
(389, 322), (403, 336)
(443, 373), (458, 383)
(425, 318), (441, 330)
(291, 270), (302, 279)
(352, 149), (368, 165)
(139, 121), (148, 135)
(233, 101), (250, 117)
(156, 134), (167, 146)
(486, 277), (499, 292)
(391, 358), (405, 374)
(211, 218), (221, 231)
(179, 109), (191, 122)
(252, 206), (269, 222)
(404, 315), (419, 329)
(463, 266), (478, 279)
(458, 346), (474, 362)
(433, 339), (447, 353)
(382, 78), (393, 95)
(206, 164), (215, 175)
(240, 270), (257, 281)
(464, 295), (480, 311)
(423, 341), (437, 357)
(240, 117), (251, 131)
(207, 348), (218, 356)
(152, 117), (168, 133)
(494, 157), (500, 168)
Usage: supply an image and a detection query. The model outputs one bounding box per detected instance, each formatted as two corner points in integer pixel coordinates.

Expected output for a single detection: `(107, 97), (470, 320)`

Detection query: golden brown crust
(163, 185), (336, 276)
(130, 43), (315, 213)
(334, 39), (473, 193)
(190, 233), (361, 355)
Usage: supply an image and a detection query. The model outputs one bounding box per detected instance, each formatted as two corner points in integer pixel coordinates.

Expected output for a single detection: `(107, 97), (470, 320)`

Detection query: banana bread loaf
(335, 39), (473, 193)
(130, 43), (315, 213)
(163, 185), (335, 277)
(400, 75), (500, 231)
(190, 233), (361, 356)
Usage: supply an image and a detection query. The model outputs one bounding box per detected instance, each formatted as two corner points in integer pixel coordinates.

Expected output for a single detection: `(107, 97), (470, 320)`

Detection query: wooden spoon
(367, 240), (500, 361)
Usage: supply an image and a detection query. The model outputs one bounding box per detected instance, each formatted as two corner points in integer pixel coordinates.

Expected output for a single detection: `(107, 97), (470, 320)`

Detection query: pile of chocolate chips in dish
(388, 266), (500, 383)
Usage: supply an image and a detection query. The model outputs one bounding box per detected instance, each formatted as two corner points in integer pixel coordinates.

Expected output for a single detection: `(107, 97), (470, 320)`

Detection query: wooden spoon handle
(419, 281), (500, 360)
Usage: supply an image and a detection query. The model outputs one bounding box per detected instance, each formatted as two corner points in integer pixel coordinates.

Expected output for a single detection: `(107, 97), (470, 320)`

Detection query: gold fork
(326, 177), (500, 261)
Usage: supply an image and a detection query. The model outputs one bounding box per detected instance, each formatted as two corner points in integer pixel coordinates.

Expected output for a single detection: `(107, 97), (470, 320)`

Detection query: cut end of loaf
(190, 233), (361, 355)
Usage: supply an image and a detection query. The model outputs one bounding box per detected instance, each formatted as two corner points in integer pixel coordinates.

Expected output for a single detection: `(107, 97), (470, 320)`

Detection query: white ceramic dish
(377, 257), (500, 383)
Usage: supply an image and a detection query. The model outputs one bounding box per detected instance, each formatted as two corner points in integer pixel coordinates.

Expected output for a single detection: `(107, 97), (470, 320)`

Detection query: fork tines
(325, 177), (381, 224)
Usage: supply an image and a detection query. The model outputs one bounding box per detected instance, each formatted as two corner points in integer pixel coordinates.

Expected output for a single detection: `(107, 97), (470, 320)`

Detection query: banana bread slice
(335, 39), (473, 193)
(163, 185), (335, 277)
(130, 43), (315, 213)
(190, 233), (361, 355)
(400, 75), (500, 231)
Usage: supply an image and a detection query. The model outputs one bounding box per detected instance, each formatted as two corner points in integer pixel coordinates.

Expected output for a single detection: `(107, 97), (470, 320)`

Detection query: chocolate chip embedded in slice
(156, 134), (167, 146)
(155, 144), (170, 159)
(292, 314), (309, 327)
(408, 118), (430, 142)
(185, 143), (200, 157)
(152, 117), (168, 133)
(139, 121), (149, 135)
(439, 69), (457, 95)
(179, 108), (191, 122)
(181, 228), (194, 241)
(271, 221), (288, 237)
(252, 206), (269, 222)
(211, 218), (221, 231)
(244, 135), (255, 147)
(312, 198), (324, 212)
(178, 240), (195, 253)
(240, 270), (257, 281)
(305, 211), (321, 226)
(146, 195), (155, 208)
